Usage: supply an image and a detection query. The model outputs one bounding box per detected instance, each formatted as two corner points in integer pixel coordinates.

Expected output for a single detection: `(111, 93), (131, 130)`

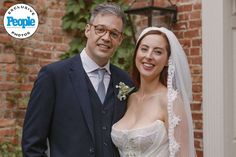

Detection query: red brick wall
(0, 0), (203, 156)
(174, 1), (203, 157)
(0, 0), (70, 146)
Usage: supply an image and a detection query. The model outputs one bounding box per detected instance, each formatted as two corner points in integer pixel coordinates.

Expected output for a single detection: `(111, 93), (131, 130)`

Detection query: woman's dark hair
(131, 30), (171, 87)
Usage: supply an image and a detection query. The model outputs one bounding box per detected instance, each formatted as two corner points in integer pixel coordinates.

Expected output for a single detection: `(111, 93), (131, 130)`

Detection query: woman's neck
(138, 77), (164, 96)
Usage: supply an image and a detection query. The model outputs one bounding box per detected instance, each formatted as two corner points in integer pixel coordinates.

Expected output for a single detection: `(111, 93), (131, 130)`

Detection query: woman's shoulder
(127, 92), (140, 108)
(127, 91), (137, 102)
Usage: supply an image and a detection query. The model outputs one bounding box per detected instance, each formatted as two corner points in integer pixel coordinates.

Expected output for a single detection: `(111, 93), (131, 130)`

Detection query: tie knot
(97, 68), (106, 80)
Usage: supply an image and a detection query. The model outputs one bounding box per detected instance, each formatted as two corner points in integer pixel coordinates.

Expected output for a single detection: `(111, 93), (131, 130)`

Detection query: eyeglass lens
(91, 24), (121, 40)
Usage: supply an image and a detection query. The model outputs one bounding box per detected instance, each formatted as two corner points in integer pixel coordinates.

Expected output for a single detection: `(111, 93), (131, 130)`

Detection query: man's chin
(97, 51), (112, 58)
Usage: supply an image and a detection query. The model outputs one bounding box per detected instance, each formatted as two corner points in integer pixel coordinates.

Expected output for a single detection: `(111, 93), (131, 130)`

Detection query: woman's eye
(153, 50), (162, 55)
(141, 48), (148, 52)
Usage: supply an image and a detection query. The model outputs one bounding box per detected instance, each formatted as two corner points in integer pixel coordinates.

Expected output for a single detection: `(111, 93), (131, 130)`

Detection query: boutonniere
(116, 82), (135, 101)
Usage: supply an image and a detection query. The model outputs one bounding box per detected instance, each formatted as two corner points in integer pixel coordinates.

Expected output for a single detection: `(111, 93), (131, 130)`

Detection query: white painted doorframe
(202, 0), (236, 156)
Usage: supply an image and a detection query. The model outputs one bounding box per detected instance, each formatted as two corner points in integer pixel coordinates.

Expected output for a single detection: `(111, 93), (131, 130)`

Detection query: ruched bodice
(111, 120), (169, 157)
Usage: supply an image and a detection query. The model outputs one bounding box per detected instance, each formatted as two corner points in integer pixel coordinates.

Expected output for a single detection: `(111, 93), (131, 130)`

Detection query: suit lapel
(68, 55), (95, 143)
(110, 65), (127, 124)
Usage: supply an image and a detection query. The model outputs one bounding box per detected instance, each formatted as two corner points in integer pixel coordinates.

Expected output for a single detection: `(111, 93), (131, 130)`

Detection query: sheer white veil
(137, 27), (195, 157)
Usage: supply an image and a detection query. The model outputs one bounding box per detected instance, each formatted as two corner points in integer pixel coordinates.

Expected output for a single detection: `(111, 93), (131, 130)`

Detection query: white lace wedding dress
(111, 120), (169, 157)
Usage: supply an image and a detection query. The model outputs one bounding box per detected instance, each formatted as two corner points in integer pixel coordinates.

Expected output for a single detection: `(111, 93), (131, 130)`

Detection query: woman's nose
(145, 51), (152, 59)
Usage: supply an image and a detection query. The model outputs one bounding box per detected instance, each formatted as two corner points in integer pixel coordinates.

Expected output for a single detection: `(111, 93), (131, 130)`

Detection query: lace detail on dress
(167, 57), (181, 157)
(111, 120), (169, 157)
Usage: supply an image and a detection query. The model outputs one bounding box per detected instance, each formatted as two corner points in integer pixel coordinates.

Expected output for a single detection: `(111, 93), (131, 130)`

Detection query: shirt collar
(80, 49), (111, 74)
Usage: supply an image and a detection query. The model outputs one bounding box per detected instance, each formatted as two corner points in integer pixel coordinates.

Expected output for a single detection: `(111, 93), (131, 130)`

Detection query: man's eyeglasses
(90, 24), (122, 40)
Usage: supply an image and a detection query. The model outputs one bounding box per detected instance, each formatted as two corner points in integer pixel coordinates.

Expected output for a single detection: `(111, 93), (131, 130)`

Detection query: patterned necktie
(97, 68), (106, 103)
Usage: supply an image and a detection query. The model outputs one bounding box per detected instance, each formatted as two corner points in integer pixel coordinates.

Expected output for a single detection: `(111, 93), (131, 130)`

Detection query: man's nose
(101, 31), (111, 41)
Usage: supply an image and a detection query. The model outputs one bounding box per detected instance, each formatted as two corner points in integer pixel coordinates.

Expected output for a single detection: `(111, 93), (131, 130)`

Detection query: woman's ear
(165, 58), (169, 67)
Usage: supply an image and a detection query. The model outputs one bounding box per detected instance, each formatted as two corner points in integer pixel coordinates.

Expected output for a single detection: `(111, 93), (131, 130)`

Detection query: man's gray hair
(89, 3), (126, 31)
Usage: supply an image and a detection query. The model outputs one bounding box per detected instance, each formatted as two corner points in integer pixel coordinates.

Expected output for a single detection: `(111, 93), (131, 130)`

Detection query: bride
(111, 27), (196, 157)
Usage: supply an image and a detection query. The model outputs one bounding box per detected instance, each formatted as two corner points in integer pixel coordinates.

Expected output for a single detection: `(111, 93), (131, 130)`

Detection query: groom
(22, 3), (133, 157)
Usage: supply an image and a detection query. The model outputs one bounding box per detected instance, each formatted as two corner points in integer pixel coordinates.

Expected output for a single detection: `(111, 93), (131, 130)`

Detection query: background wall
(0, 0), (70, 154)
(172, 1), (202, 156)
(0, 0), (203, 156)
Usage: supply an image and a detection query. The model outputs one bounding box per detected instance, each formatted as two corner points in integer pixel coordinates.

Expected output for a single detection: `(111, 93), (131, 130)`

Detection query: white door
(225, 0), (236, 156)
(232, 0), (236, 155)
(203, 0), (236, 156)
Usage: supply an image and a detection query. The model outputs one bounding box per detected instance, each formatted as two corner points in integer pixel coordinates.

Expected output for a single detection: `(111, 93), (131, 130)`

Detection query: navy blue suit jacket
(22, 54), (133, 157)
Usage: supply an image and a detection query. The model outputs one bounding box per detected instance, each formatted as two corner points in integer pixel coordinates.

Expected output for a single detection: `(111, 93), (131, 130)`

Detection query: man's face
(85, 13), (123, 66)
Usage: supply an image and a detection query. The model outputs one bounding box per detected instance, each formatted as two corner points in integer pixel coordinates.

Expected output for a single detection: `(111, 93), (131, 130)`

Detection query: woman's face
(135, 34), (169, 81)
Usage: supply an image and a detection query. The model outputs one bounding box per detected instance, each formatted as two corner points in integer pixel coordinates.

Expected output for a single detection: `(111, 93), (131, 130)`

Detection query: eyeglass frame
(89, 24), (123, 40)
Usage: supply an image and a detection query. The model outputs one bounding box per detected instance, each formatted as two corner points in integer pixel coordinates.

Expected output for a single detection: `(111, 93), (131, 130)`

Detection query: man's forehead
(92, 13), (123, 30)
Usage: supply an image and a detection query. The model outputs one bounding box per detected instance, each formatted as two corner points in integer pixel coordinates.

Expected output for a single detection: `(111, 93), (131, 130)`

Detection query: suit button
(101, 110), (106, 114)
(102, 126), (107, 130)
(89, 147), (94, 154)
(103, 142), (108, 146)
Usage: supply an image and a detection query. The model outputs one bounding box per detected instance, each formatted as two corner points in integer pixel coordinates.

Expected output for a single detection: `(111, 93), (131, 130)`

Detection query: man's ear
(117, 35), (124, 45)
(85, 24), (91, 38)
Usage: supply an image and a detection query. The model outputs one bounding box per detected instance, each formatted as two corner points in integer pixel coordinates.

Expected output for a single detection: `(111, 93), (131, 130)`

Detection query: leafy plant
(0, 126), (22, 157)
(61, 0), (135, 72)
(0, 142), (22, 157)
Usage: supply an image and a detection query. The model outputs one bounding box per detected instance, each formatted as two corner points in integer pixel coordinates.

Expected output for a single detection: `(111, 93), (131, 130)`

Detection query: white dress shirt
(80, 49), (111, 94)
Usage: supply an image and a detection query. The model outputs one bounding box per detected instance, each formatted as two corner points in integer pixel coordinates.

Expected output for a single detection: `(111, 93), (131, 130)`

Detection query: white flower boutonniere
(116, 82), (135, 101)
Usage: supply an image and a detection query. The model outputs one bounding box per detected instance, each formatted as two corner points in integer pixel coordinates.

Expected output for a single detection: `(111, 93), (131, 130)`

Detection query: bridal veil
(137, 27), (195, 157)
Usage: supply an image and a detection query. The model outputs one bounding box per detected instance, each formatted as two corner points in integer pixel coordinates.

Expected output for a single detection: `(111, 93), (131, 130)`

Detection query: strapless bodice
(111, 120), (169, 157)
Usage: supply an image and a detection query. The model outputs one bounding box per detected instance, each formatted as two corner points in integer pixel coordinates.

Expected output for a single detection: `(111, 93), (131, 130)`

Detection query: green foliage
(0, 142), (22, 157)
(61, 0), (135, 72)
(0, 127), (22, 157)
